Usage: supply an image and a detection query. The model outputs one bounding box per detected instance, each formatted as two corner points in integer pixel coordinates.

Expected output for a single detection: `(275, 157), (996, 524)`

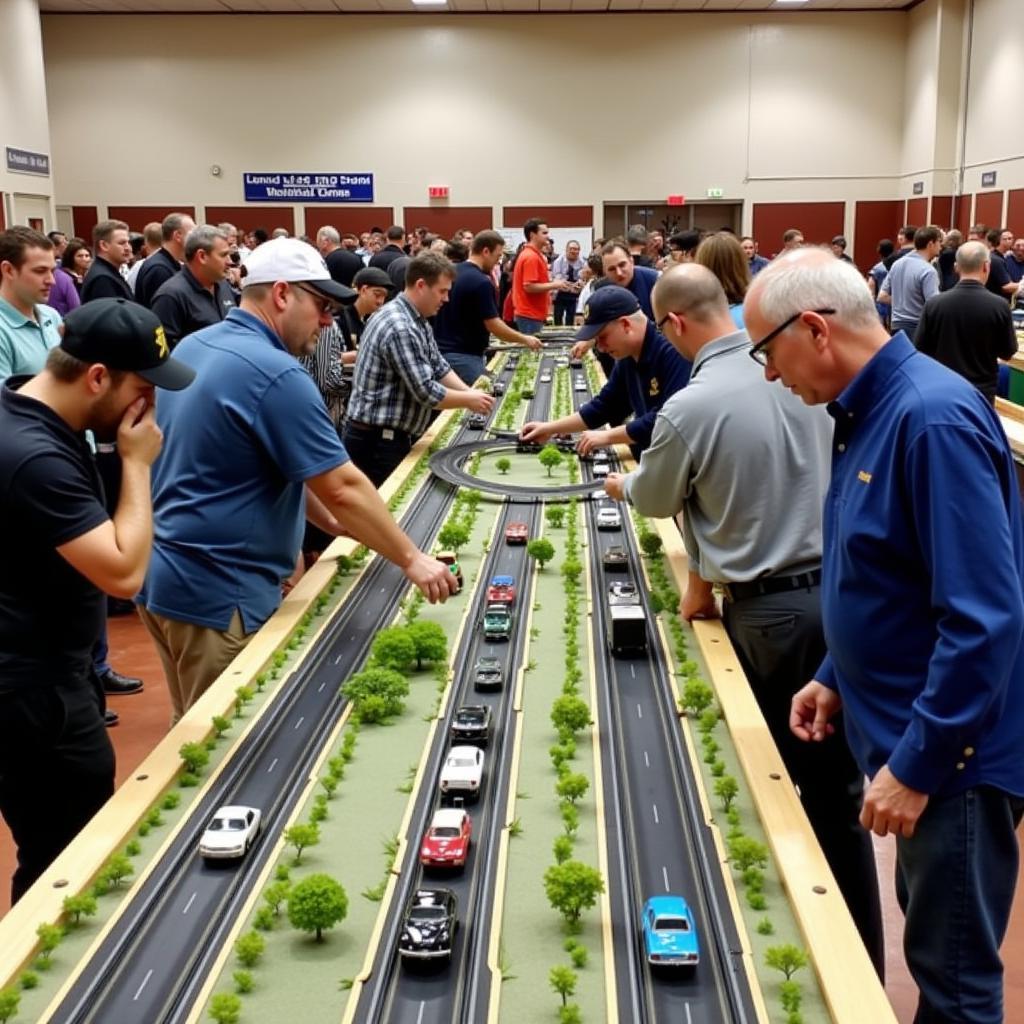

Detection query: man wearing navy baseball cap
(0, 297), (195, 902)
(520, 284), (692, 457)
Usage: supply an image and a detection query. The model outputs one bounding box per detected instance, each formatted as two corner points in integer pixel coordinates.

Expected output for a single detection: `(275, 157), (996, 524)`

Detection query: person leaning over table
(748, 246), (1024, 1024)
(0, 299), (195, 903)
(136, 239), (458, 725)
(603, 263), (884, 975)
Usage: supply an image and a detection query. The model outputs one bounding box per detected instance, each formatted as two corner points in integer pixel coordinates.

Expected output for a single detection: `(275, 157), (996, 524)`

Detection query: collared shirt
(150, 266), (236, 347)
(47, 268), (80, 318)
(578, 319), (691, 452)
(880, 252), (938, 324)
(749, 255), (770, 277)
(138, 307), (349, 633)
(1005, 253), (1024, 284)
(346, 293), (450, 437)
(624, 330), (830, 582)
(81, 257), (134, 303)
(816, 332), (1024, 797)
(551, 255), (586, 283)
(0, 297), (62, 381)
(134, 247), (182, 308)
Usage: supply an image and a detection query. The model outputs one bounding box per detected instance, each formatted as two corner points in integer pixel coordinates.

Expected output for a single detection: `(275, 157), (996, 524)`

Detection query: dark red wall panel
(402, 206), (493, 236)
(303, 206), (394, 238)
(954, 194), (973, 234)
(751, 202), (845, 259)
(107, 206), (195, 232)
(974, 191), (1005, 231)
(72, 205), (98, 242)
(930, 195), (953, 228)
(204, 206), (295, 236)
(853, 200), (903, 274)
(905, 197), (928, 228)
(502, 206), (594, 228)
(1008, 190), (1024, 238)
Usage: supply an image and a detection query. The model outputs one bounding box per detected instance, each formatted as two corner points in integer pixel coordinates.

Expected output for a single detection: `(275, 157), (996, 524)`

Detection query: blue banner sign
(6, 147), (50, 176)
(243, 172), (374, 203)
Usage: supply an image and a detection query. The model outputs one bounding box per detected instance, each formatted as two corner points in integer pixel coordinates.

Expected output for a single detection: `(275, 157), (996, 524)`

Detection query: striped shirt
(346, 293), (450, 437)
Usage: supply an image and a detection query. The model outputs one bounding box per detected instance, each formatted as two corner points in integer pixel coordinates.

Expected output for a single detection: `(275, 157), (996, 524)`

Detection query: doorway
(603, 201), (742, 240)
(11, 193), (54, 231)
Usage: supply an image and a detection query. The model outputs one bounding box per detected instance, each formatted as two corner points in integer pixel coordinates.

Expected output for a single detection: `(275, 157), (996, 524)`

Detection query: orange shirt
(512, 245), (551, 321)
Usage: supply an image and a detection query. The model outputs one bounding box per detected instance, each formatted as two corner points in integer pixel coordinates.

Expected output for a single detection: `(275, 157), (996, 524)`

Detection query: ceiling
(38, 0), (919, 14)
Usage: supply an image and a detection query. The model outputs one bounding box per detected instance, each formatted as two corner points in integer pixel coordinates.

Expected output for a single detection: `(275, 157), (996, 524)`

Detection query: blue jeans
(443, 352), (486, 387)
(896, 786), (1024, 1023)
(515, 316), (545, 335)
(92, 624), (110, 676)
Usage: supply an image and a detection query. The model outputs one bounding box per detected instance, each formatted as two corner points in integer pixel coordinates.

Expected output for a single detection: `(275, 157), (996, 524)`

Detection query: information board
(243, 173), (373, 203)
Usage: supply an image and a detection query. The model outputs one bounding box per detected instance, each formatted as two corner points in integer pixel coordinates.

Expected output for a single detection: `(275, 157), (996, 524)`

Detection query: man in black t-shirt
(433, 230), (542, 385)
(985, 228), (1019, 301)
(0, 299), (194, 902)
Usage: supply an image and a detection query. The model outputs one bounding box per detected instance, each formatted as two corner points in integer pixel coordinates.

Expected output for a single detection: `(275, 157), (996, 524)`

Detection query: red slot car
(505, 521), (529, 545)
(419, 808), (472, 868)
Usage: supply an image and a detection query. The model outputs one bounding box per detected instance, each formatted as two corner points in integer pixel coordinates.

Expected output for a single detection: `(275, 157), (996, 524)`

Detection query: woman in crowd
(695, 231), (750, 328)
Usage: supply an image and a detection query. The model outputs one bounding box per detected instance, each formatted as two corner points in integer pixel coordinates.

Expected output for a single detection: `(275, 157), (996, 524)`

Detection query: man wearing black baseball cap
(520, 285), (691, 457)
(0, 297), (194, 903)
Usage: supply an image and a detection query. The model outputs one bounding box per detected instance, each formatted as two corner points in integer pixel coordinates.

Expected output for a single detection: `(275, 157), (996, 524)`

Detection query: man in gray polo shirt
(878, 225), (942, 341)
(604, 264), (883, 974)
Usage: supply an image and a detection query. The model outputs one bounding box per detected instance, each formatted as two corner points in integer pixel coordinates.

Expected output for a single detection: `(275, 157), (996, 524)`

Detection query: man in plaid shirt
(344, 251), (495, 486)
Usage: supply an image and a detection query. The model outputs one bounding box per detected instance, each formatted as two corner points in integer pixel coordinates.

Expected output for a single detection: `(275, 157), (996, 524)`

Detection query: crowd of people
(1, 208), (1023, 1024)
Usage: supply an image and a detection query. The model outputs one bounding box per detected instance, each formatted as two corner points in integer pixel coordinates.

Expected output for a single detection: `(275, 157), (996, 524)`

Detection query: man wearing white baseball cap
(138, 238), (457, 723)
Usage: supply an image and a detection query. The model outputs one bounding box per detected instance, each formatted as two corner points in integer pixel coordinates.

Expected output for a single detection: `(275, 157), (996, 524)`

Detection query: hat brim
(305, 278), (357, 304)
(137, 357), (197, 391)
(574, 321), (608, 341)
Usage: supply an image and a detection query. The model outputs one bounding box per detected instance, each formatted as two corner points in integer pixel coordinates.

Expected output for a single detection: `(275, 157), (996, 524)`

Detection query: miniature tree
(765, 944), (809, 981)
(208, 992), (242, 1023)
(549, 964), (577, 1006)
(550, 694), (591, 738)
(179, 741), (210, 776)
(0, 988), (20, 1024)
(698, 708), (720, 734)
(406, 621), (448, 669)
(287, 873), (348, 942)
(371, 626), (416, 671)
(102, 854), (134, 888)
(559, 1006), (583, 1024)
(341, 667), (410, 723)
(527, 538), (556, 569)
(235, 930), (266, 968)
(284, 822), (321, 864)
(437, 521), (471, 556)
(538, 444), (563, 477)
(263, 880), (291, 917)
(35, 923), (63, 963)
(714, 775), (739, 812)
(553, 835), (574, 864)
(546, 506), (566, 529)
(728, 835), (769, 873)
(496, 457), (511, 475)
(233, 970), (254, 994)
(555, 772), (590, 805)
(62, 892), (98, 926)
(336, 553), (353, 575)
(640, 532), (663, 558)
(681, 678), (715, 716)
(543, 861), (605, 928)
(211, 715), (231, 738)
(560, 558), (583, 584)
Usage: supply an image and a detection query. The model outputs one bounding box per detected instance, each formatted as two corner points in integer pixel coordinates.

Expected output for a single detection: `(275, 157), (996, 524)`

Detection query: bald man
(605, 262), (883, 974)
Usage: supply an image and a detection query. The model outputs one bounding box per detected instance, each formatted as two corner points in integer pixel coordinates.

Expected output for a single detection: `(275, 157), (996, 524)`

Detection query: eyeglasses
(656, 312), (673, 331)
(749, 308), (835, 366)
(292, 283), (333, 316)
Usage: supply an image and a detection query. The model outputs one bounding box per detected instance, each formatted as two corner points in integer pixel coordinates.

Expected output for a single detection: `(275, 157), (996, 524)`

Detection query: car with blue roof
(641, 895), (699, 968)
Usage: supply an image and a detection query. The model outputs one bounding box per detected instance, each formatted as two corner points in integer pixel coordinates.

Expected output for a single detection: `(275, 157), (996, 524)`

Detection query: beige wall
(41, 11), (909, 235)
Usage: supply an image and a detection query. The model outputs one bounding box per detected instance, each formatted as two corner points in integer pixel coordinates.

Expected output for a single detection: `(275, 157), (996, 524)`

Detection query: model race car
(419, 807), (472, 869)
(440, 745), (484, 800)
(451, 704), (493, 743)
(473, 655), (504, 691)
(199, 805), (262, 860)
(641, 895), (700, 968)
(399, 888), (458, 964)
(486, 574), (516, 605)
(505, 521), (529, 544)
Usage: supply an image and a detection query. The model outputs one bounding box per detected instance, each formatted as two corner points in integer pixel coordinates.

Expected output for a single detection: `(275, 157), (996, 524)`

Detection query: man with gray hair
(318, 224), (363, 287)
(134, 212), (196, 308)
(604, 263), (884, 974)
(914, 240), (1018, 404)
(747, 247), (1024, 1023)
(150, 226), (237, 348)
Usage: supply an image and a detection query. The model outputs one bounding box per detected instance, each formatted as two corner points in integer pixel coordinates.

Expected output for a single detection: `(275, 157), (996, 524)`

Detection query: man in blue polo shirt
(747, 247), (1024, 1024)
(0, 226), (62, 381)
(137, 238), (457, 723)
(520, 286), (691, 456)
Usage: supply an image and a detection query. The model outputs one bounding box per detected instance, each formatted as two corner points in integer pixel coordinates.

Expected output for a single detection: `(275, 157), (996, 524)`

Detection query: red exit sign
(667, 194), (685, 206)
(428, 186), (449, 199)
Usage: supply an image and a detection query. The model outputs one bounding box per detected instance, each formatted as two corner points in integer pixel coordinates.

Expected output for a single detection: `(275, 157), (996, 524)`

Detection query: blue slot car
(641, 895), (700, 968)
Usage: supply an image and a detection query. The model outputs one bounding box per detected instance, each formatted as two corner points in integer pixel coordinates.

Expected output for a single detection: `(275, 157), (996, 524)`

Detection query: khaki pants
(138, 607), (252, 725)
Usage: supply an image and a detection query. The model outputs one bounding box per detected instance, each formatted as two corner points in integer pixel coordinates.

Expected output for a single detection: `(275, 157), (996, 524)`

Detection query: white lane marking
(294, 717), (304, 730)
(630, 664), (636, 678)
(685, 1004), (693, 1024)
(652, 804), (659, 824)
(334, 654), (342, 665)
(662, 866), (670, 892)
(318, 681), (326, 693)
(380, 586), (386, 592)
(643, 751), (650, 768)
(133, 969), (154, 1001)
(267, 758), (278, 773)
(636, 704), (643, 720)
(416, 1001), (426, 1024)
(182, 892), (197, 915)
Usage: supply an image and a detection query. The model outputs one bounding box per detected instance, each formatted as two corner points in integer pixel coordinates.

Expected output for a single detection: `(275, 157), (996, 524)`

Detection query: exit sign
(428, 185), (449, 199)
(706, 187), (724, 199)
(667, 194), (685, 206)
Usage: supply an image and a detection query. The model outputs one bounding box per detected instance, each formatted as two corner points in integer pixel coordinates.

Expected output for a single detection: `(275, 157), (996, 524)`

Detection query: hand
(577, 429), (609, 456)
(603, 472), (626, 501)
(681, 583), (719, 622)
(860, 765), (929, 838)
(789, 680), (842, 742)
(117, 397), (163, 467)
(523, 335), (543, 352)
(571, 340), (593, 360)
(404, 551), (459, 604)
(464, 390), (496, 415)
(557, 280), (572, 292)
(520, 420), (551, 443)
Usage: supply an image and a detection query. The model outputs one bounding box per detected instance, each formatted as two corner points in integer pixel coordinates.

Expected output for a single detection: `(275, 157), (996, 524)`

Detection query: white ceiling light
(412, 0), (448, 5)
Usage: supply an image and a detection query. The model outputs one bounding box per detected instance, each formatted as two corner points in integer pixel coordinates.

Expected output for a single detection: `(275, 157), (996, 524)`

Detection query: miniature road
(48, 454), (464, 1024)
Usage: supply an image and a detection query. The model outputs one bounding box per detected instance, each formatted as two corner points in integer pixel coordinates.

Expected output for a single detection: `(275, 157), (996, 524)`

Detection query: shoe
(105, 709), (119, 727)
(99, 668), (144, 696)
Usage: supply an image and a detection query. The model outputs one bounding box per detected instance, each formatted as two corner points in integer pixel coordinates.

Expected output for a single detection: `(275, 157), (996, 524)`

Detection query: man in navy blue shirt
(747, 247), (1024, 1024)
(520, 286), (691, 456)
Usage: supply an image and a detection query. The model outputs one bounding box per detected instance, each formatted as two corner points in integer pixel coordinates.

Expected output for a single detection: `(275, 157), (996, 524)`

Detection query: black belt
(721, 569), (821, 604)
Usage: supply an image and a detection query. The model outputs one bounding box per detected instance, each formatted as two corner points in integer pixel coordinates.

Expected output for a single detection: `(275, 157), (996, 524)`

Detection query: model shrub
(178, 741), (210, 775)
(765, 944), (809, 980)
(235, 930), (265, 968)
(406, 621), (448, 669)
(550, 694), (590, 737)
(179, 772), (199, 788)
(162, 791), (182, 811)
(287, 874), (348, 942)
(18, 971), (37, 990)
(341, 667), (410, 723)
(527, 538), (556, 569)
(253, 906), (275, 931)
(757, 917), (775, 936)
(62, 892), (98, 926)
(553, 835), (574, 864)
(263, 880), (291, 916)
(102, 854), (133, 888)
(728, 835), (769, 873)
(549, 964), (577, 1005)
(543, 861), (604, 928)
(208, 992), (242, 1024)
(0, 989), (20, 1024)
(211, 715), (231, 737)
(371, 626), (416, 671)
(496, 457), (511, 475)
(35, 922), (63, 962)
(233, 970), (254, 995)
(284, 823), (320, 864)
(681, 678), (715, 716)
(555, 772), (590, 805)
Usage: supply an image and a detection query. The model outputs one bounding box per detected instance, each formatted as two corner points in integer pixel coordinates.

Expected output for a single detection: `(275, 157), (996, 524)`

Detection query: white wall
(40, 11), (909, 231)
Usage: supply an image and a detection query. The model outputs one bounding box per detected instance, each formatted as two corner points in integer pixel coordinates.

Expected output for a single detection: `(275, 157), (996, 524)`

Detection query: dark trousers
(552, 293), (577, 326)
(896, 787), (1024, 1024)
(0, 676), (115, 903)
(342, 421), (415, 489)
(891, 319), (919, 343)
(723, 584), (885, 975)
